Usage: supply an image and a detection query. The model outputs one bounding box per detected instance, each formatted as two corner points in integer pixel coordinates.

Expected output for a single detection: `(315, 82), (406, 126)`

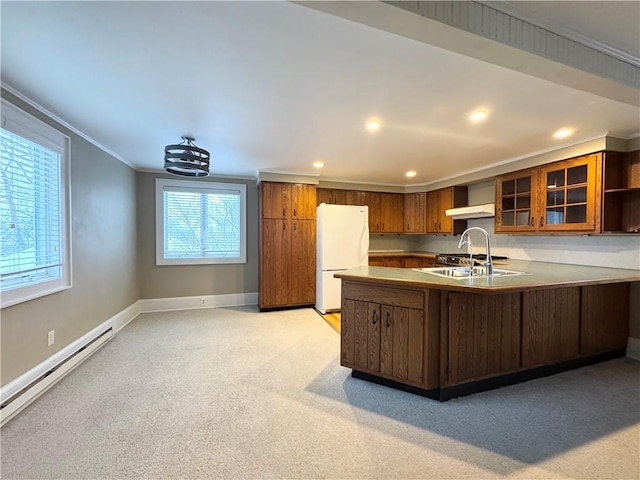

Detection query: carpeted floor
(1, 306), (638, 479)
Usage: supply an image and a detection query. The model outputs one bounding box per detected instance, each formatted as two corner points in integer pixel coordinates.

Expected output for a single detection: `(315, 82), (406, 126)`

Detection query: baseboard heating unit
(0, 328), (113, 427)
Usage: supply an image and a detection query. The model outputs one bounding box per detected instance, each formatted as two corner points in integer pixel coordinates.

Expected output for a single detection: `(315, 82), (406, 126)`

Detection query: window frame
(0, 99), (72, 308)
(155, 178), (247, 266)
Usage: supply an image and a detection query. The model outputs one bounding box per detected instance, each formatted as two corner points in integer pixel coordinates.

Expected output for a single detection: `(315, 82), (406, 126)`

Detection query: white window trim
(0, 99), (72, 308)
(155, 178), (247, 266)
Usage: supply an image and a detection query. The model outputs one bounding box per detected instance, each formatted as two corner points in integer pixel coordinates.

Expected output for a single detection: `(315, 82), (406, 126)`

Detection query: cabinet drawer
(343, 282), (424, 309)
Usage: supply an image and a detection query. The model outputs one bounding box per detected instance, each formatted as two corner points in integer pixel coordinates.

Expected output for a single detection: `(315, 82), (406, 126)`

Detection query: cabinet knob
(294, 208), (297, 217)
(540, 216), (544, 227)
(385, 311), (390, 328)
(282, 208), (285, 216)
(372, 310), (377, 325)
(282, 222), (285, 231)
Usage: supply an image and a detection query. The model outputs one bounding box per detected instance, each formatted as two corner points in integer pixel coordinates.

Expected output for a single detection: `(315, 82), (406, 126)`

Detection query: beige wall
(136, 172), (259, 299)
(0, 90), (139, 386)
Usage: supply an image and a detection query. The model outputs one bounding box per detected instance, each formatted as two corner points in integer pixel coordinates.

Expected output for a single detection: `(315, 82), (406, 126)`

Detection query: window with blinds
(155, 178), (247, 265)
(0, 99), (70, 308)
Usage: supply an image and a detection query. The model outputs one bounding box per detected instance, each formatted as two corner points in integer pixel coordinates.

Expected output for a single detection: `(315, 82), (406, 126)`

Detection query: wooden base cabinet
(445, 292), (521, 386)
(339, 278), (632, 400)
(341, 283), (425, 387)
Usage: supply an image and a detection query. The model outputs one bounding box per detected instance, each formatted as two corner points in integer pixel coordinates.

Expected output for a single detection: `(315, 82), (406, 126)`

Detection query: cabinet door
(392, 306), (424, 384)
(261, 182), (291, 219)
(364, 192), (381, 232)
(343, 299), (382, 373)
(383, 257), (402, 268)
(495, 170), (538, 233)
(346, 190), (366, 206)
(580, 284), (629, 355)
(260, 219), (291, 308)
(379, 305), (423, 384)
(316, 188), (332, 206)
(522, 288), (580, 368)
(447, 292), (521, 385)
(380, 193), (404, 233)
(425, 190), (440, 233)
(367, 303), (381, 371)
(291, 184), (316, 219)
(368, 256), (386, 267)
(290, 220), (316, 305)
(380, 305), (394, 376)
(404, 193), (426, 233)
(537, 154), (600, 232)
(352, 299), (371, 370)
(402, 257), (422, 268)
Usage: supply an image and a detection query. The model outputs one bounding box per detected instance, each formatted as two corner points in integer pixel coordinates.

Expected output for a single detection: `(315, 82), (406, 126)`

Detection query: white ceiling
(1, 1), (639, 187)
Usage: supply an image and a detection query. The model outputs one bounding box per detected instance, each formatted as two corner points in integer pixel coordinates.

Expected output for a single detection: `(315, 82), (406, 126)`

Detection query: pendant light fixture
(164, 136), (210, 177)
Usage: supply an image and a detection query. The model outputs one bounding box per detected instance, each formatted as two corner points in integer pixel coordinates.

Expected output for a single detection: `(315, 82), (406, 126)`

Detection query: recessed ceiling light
(553, 128), (574, 139)
(366, 119), (381, 131)
(313, 161), (324, 169)
(469, 111), (488, 122)
(406, 170), (417, 178)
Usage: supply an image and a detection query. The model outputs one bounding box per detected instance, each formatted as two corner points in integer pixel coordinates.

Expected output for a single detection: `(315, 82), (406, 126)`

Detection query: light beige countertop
(335, 259), (640, 293)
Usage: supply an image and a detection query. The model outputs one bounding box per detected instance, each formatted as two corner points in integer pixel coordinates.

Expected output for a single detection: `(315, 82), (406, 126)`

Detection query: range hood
(445, 203), (495, 219)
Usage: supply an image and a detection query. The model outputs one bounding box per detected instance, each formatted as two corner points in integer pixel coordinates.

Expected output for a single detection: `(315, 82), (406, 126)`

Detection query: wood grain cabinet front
(426, 187), (468, 235)
(496, 153), (602, 233)
(260, 182), (316, 309)
(404, 193), (426, 233)
(341, 283), (425, 387)
(445, 292), (521, 386)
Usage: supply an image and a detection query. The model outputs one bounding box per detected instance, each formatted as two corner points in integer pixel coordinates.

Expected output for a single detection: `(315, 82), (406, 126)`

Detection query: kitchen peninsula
(335, 260), (640, 400)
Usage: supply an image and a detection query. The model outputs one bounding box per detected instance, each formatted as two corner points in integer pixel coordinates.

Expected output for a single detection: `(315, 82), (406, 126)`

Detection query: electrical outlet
(47, 330), (55, 346)
(200, 297), (206, 306)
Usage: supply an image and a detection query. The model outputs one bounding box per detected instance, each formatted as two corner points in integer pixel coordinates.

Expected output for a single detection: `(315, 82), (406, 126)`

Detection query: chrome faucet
(457, 226), (493, 275)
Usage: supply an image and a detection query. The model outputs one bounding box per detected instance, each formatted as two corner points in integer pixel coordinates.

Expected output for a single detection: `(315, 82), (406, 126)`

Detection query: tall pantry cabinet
(259, 182), (317, 310)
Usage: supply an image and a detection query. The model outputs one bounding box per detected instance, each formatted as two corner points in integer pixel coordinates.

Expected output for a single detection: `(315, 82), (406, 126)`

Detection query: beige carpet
(1, 306), (638, 479)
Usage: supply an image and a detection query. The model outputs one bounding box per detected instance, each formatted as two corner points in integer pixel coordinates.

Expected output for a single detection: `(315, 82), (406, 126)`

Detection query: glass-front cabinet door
(495, 169), (538, 232)
(537, 154), (600, 232)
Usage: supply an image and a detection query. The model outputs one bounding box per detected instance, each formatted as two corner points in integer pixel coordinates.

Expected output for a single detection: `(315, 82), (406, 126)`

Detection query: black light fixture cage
(164, 136), (210, 177)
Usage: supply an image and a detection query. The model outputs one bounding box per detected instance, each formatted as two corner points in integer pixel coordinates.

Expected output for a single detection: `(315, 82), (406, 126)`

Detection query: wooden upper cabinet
(538, 154), (600, 232)
(261, 182), (291, 219)
(316, 188), (348, 206)
(291, 183), (316, 219)
(262, 182), (316, 220)
(495, 169), (538, 233)
(496, 153), (601, 233)
(346, 190), (366, 206)
(379, 193), (404, 233)
(364, 192), (381, 232)
(426, 187), (468, 235)
(404, 193), (426, 233)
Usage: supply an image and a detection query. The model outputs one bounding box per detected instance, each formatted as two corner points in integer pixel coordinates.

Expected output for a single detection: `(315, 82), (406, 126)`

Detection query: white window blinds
(156, 179), (247, 265)
(0, 99), (70, 307)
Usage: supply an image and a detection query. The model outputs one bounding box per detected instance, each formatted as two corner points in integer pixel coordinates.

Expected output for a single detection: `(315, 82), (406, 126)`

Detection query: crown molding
(1, 82), (136, 170)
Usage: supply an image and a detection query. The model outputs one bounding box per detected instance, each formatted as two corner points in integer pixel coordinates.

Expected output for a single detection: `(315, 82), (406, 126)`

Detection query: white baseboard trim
(138, 292), (258, 313)
(0, 292), (251, 426)
(627, 337), (640, 361)
(0, 302), (142, 427)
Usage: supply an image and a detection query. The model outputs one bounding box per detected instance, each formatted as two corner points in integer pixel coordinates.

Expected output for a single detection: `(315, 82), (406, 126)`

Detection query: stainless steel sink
(413, 266), (528, 279)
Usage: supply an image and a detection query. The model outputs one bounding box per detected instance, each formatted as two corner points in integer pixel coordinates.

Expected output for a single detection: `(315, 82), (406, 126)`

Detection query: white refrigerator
(316, 203), (369, 314)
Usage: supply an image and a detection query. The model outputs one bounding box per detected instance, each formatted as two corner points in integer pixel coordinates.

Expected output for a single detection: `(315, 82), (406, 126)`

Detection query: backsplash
(418, 217), (640, 270)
